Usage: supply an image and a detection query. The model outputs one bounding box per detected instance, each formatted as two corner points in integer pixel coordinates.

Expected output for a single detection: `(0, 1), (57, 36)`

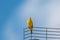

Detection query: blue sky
(0, 0), (60, 40)
(0, 0), (25, 40)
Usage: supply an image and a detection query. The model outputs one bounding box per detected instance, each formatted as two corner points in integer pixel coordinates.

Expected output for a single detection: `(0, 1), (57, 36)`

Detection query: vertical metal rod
(46, 28), (47, 40)
(23, 28), (24, 40)
(31, 31), (32, 40)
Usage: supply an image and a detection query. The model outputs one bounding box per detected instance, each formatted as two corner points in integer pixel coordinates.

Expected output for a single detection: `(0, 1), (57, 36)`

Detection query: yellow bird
(27, 17), (33, 32)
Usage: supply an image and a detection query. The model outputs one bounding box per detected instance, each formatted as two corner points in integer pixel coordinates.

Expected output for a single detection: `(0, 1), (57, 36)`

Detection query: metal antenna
(46, 28), (47, 40)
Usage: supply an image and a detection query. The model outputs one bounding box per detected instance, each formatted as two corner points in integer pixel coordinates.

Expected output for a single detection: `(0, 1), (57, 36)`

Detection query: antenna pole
(31, 31), (32, 40)
(23, 28), (25, 40)
(46, 28), (47, 40)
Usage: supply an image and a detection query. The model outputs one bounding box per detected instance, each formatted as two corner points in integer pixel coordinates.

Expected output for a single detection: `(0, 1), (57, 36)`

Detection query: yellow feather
(27, 17), (33, 31)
